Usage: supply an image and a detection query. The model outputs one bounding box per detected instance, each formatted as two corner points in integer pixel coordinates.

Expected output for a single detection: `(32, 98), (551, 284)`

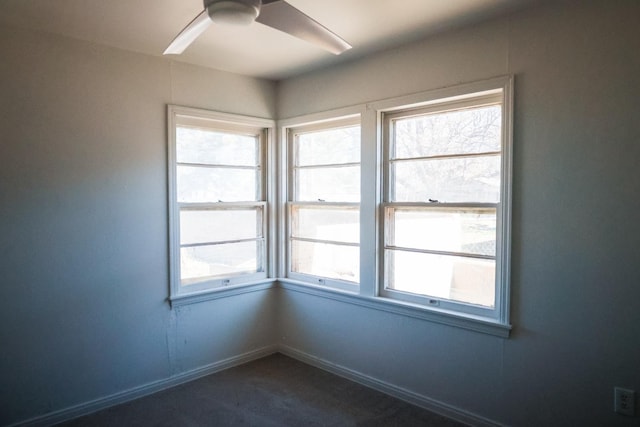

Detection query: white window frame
(278, 77), (512, 337)
(380, 94), (504, 318)
(166, 79), (511, 334)
(374, 77), (513, 327)
(167, 105), (275, 304)
(285, 116), (361, 292)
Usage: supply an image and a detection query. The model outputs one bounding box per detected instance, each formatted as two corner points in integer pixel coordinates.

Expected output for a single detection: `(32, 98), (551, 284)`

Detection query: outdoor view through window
(289, 121), (361, 286)
(175, 125), (265, 286)
(384, 99), (502, 308)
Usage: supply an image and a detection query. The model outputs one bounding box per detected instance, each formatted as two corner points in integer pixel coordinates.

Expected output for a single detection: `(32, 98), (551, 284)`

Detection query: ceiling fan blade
(164, 9), (212, 55)
(256, 0), (351, 55)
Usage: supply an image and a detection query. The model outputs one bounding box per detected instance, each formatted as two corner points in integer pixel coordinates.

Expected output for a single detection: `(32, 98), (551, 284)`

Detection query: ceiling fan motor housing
(205, 0), (262, 26)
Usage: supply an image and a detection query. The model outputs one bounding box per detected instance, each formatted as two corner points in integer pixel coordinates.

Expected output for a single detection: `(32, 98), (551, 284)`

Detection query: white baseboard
(278, 344), (504, 427)
(11, 345), (278, 427)
(11, 344), (503, 427)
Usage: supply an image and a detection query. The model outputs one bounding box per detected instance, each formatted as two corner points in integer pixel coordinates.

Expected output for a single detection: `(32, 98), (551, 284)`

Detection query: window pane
(390, 208), (496, 256)
(394, 105), (501, 158)
(386, 250), (495, 307)
(291, 240), (359, 283)
(181, 241), (263, 285)
(296, 126), (360, 166)
(176, 127), (258, 166)
(180, 209), (260, 245)
(393, 155), (500, 203)
(296, 166), (360, 202)
(177, 165), (258, 202)
(291, 206), (359, 244)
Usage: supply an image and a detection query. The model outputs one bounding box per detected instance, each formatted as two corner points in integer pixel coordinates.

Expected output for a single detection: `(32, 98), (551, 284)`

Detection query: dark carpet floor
(57, 353), (466, 427)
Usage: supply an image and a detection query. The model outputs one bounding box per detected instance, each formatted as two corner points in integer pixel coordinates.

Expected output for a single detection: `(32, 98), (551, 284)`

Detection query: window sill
(168, 278), (511, 337)
(277, 279), (511, 338)
(169, 279), (278, 307)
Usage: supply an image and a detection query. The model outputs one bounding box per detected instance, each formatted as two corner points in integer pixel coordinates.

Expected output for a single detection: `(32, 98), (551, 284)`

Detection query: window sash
(289, 202), (360, 245)
(168, 105), (271, 297)
(175, 125), (261, 167)
(176, 165), (262, 203)
(180, 240), (266, 287)
(293, 165), (361, 203)
(383, 203), (497, 257)
(286, 117), (361, 290)
(287, 201), (360, 288)
(291, 119), (361, 167)
(167, 80), (511, 331)
(381, 250), (497, 316)
(289, 240), (360, 286)
(381, 92), (506, 319)
(179, 202), (266, 246)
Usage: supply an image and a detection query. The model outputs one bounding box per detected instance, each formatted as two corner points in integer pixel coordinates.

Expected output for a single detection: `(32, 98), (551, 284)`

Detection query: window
(278, 78), (512, 334)
(167, 106), (273, 298)
(286, 117), (361, 290)
(380, 85), (511, 322)
(169, 78), (511, 334)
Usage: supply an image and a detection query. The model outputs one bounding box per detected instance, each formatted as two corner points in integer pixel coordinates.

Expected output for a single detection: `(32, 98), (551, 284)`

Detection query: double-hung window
(168, 78), (511, 334)
(381, 86), (511, 322)
(287, 118), (361, 290)
(168, 106), (272, 299)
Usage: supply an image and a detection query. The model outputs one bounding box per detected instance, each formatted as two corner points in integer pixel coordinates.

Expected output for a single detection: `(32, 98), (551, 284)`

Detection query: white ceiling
(0, 0), (536, 81)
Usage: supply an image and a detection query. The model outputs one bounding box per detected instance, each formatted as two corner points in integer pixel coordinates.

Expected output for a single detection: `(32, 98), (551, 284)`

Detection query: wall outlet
(614, 387), (636, 416)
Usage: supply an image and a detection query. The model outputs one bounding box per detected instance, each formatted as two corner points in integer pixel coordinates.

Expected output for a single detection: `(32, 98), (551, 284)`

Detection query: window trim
(284, 115), (362, 291)
(169, 78), (513, 336)
(373, 76), (513, 327)
(277, 279), (511, 338)
(177, 201), (268, 291)
(380, 93), (504, 319)
(277, 77), (513, 335)
(381, 204), (500, 318)
(167, 105), (275, 303)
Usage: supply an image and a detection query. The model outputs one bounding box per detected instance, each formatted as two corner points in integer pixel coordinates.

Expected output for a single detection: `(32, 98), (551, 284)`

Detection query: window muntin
(383, 93), (506, 316)
(169, 81), (510, 333)
(168, 107), (270, 296)
(287, 119), (361, 288)
(180, 240), (264, 285)
(296, 127), (360, 166)
(291, 240), (360, 283)
(388, 206), (497, 256)
(385, 250), (496, 308)
(295, 166), (360, 202)
(179, 208), (261, 245)
(176, 127), (258, 166)
(393, 104), (502, 158)
(392, 155), (501, 203)
(291, 205), (359, 243)
(178, 204), (265, 285)
(176, 165), (259, 203)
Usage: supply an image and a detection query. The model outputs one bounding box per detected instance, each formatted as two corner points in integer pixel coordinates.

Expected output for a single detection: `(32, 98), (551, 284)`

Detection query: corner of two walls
(274, 2), (640, 427)
(3, 1), (640, 425)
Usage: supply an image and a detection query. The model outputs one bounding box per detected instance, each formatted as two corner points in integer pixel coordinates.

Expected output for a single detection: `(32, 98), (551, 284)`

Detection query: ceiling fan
(164, 0), (352, 56)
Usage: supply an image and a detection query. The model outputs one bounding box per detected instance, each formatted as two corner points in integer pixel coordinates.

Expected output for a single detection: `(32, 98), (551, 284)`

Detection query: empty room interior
(1, 0), (639, 426)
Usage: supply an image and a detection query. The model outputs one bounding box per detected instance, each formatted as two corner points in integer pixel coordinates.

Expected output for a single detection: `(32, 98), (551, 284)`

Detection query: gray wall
(0, 25), (277, 425)
(277, 1), (640, 426)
